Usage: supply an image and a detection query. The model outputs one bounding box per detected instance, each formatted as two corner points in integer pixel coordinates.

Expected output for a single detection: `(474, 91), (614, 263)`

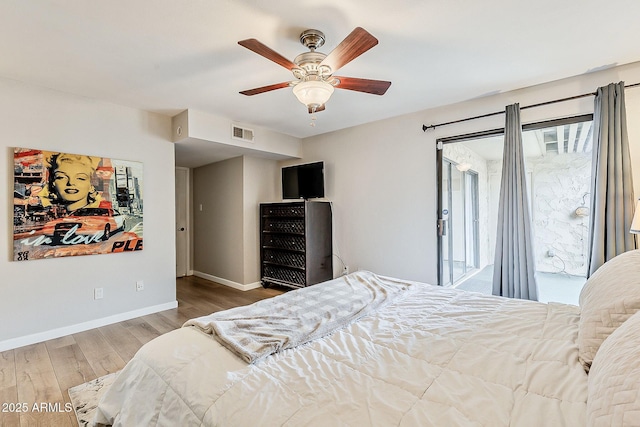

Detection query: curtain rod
(422, 82), (640, 132)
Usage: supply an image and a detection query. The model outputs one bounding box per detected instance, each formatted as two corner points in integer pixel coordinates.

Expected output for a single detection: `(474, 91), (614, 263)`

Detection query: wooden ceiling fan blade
(334, 77), (391, 95)
(238, 38), (296, 70)
(320, 27), (378, 73)
(240, 82), (290, 96)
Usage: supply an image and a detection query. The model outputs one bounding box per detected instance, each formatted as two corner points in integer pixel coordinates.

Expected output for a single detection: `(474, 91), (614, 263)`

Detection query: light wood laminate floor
(0, 276), (285, 427)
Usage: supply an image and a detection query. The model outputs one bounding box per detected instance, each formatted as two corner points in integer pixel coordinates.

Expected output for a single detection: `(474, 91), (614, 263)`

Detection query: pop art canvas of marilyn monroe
(13, 148), (144, 261)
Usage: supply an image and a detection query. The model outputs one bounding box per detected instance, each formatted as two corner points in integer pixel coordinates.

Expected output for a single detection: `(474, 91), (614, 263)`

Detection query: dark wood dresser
(260, 201), (332, 289)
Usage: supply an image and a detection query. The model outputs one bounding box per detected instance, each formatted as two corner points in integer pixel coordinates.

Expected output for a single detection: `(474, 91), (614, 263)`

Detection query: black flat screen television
(282, 161), (325, 200)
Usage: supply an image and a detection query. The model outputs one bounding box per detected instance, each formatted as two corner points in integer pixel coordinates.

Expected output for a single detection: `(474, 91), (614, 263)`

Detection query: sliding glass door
(439, 159), (479, 287)
(436, 115), (593, 301)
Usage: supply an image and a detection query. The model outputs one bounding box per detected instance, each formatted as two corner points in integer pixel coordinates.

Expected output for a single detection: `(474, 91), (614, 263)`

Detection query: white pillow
(587, 310), (640, 426)
(578, 249), (640, 370)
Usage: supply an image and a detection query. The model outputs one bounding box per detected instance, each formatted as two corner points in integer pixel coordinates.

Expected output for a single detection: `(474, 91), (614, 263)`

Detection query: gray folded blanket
(183, 271), (415, 363)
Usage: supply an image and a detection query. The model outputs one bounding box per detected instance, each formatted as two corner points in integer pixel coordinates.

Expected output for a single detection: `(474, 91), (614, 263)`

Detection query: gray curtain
(492, 103), (538, 300)
(587, 82), (637, 276)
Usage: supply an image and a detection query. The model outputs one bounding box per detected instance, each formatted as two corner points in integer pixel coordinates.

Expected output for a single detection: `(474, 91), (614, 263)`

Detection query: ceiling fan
(238, 27), (391, 114)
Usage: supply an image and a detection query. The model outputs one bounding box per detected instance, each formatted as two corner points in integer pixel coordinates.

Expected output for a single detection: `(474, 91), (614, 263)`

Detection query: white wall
(1, 78), (177, 350)
(298, 61), (640, 284)
(193, 157), (244, 283)
(171, 109), (302, 167)
(289, 115), (435, 282)
(526, 152), (592, 275)
(243, 156), (280, 283)
(192, 155), (279, 288)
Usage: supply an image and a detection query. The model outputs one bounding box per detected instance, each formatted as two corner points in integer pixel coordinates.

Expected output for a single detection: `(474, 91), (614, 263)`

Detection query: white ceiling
(2, 0), (639, 166)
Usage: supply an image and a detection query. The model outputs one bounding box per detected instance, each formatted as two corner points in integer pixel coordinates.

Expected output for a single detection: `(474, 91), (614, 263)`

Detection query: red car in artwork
(41, 207), (126, 244)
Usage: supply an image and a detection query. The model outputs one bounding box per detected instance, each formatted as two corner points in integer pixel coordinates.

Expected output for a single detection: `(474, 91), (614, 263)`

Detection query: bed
(94, 250), (640, 426)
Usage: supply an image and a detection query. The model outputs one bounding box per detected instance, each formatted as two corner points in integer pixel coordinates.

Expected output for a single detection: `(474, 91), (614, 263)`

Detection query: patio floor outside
(453, 264), (586, 305)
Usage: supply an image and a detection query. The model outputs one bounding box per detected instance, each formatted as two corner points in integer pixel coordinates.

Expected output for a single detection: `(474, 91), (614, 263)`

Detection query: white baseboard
(192, 271), (262, 291)
(0, 301), (178, 353)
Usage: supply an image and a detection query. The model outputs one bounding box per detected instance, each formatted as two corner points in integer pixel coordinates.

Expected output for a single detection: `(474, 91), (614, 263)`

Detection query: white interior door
(175, 167), (188, 277)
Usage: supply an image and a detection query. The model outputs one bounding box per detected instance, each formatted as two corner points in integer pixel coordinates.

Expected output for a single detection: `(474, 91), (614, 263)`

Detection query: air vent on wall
(232, 125), (254, 142)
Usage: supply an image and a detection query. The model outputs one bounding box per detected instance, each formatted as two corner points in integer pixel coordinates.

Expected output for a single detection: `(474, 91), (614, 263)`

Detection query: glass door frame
(465, 171), (480, 269)
(439, 158), (479, 287)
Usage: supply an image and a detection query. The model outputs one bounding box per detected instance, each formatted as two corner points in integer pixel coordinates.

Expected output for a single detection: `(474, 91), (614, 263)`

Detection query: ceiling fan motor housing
(293, 51), (331, 80)
(294, 30), (332, 80)
(299, 29), (325, 50)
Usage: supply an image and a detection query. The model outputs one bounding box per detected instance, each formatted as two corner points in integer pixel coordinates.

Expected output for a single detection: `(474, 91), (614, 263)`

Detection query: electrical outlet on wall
(136, 280), (144, 291)
(342, 265), (349, 275)
(94, 288), (104, 300)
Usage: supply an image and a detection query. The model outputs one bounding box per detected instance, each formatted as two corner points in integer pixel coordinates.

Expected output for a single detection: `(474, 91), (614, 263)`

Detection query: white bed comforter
(183, 273), (414, 363)
(95, 272), (587, 426)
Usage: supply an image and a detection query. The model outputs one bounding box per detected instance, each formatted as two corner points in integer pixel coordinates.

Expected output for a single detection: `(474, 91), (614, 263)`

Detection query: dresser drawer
(262, 265), (306, 287)
(262, 218), (305, 234)
(263, 249), (305, 269)
(261, 204), (305, 218)
(262, 234), (305, 251)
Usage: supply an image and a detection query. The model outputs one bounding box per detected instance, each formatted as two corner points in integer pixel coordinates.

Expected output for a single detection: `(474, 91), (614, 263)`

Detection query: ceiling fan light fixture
(238, 27), (390, 114)
(292, 80), (334, 109)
